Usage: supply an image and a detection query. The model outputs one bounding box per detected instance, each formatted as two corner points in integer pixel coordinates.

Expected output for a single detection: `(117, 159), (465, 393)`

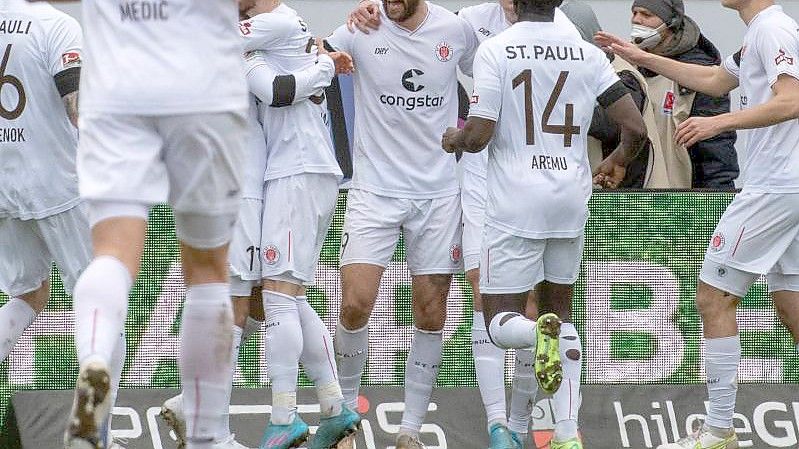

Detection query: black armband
(597, 80), (630, 108)
(270, 74), (297, 107)
(54, 67), (80, 97)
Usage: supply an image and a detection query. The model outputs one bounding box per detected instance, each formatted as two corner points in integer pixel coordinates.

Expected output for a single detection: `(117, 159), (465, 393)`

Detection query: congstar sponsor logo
(379, 69), (444, 111)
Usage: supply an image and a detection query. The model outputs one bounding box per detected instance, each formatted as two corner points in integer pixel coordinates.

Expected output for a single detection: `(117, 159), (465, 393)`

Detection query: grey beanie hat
(632, 0), (685, 28)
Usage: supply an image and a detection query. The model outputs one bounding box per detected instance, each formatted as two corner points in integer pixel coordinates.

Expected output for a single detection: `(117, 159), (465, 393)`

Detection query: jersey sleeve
(245, 52), (335, 107)
(590, 48), (621, 99)
(468, 43), (502, 121)
(240, 13), (295, 53)
(754, 26), (799, 87)
(457, 16), (479, 78)
(45, 15), (82, 77)
(723, 49), (742, 80)
(326, 24), (355, 55)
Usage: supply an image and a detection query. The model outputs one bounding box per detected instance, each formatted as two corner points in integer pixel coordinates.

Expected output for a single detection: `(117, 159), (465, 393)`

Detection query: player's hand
(592, 155), (627, 189)
(329, 51), (355, 75)
(441, 127), (462, 153)
(675, 116), (725, 148)
(347, 1), (381, 34)
(315, 38), (354, 75)
(594, 31), (648, 65)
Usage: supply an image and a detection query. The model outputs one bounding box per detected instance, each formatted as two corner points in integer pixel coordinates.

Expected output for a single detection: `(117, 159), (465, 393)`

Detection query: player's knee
(413, 300), (446, 332)
(340, 295), (373, 329)
(20, 281), (49, 313)
(695, 281), (738, 318)
(181, 245), (229, 286)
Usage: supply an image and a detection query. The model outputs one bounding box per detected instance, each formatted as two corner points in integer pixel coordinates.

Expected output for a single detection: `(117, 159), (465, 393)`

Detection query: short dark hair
(514, 0), (563, 16)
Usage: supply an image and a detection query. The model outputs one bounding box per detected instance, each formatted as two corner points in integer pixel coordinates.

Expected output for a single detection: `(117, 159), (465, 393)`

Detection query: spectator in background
(625, 0), (739, 189)
(558, 0), (667, 188)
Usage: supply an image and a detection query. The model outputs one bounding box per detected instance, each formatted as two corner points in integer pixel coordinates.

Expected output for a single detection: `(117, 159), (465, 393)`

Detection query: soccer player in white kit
(157, 13), (352, 448)
(0, 0), (90, 364)
(443, 0), (647, 447)
(326, 2), (477, 448)
(239, 3), (360, 449)
(49, 1), (250, 448)
(597, 0), (799, 446)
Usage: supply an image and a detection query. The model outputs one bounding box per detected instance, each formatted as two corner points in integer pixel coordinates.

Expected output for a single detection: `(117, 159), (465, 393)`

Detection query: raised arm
(595, 31), (738, 97)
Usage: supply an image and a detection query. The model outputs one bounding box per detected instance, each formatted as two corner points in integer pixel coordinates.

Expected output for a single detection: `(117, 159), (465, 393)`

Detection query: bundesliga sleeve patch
(61, 51), (81, 69)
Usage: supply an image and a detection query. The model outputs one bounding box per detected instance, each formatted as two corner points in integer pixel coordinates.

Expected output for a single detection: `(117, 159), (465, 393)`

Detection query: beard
(383, 0), (420, 22)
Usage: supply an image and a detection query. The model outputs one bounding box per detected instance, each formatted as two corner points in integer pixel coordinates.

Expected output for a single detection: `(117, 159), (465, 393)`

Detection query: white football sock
(0, 298), (38, 362)
(552, 323), (581, 441)
(263, 290), (302, 425)
(217, 324), (243, 441)
(705, 335), (740, 429)
(242, 316), (263, 342)
(297, 296), (344, 418)
(400, 328), (443, 437)
(105, 331), (126, 443)
(335, 322), (368, 411)
(472, 311), (507, 429)
(508, 349), (536, 435)
(180, 283), (234, 446)
(489, 312), (536, 350)
(73, 256), (132, 365)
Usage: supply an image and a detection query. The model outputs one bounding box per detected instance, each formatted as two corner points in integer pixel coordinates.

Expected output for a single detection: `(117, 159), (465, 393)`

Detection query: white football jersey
(723, 5), (799, 193)
(79, 0), (247, 115)
(469, 21), (619, 238)
(241, 95), (268, 200)
(0, 0), (82, 220)
(242, 5), (342, 181)
(458, 2), (583, 179)
(327, 2), (478, 198)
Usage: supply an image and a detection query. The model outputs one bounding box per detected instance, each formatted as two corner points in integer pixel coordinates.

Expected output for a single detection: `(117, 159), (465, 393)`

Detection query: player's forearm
(637, 52), (732, 97)
(246, 56), (334, 107)
(62, 91), (79, 128)
(605, 94), (647, 165)
(714, 95), (799, 132)
(292, 55), (335, 101)
(456, 118), (494, 153)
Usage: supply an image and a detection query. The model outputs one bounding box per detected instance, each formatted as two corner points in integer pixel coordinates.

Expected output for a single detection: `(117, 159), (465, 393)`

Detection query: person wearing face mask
(626, 0), (739, 189)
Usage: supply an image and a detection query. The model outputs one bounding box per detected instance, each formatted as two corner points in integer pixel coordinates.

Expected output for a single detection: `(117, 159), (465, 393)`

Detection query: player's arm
(593, 82), (648, 189)
(595, 32), (738, 97)
(442, 117), (495, 154)
(442, 43), (499, 154)
(676, 29), (799, 147)
(46, 16), (83, 128)
(676, 74), (799, 147)
(247, 53), (333, 107)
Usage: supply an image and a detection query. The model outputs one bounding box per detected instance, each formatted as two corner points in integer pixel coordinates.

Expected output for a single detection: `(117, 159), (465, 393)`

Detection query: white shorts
(480, 225), (584, 294)
(0, 206), (92, 297)
(229, 198), (264, 296)
(340, 189), (464, 275)
(78, 112), (246, 216)
(461, 170), (486, 272)
(260, 173), (339, 285)
(700, 192), (799, 296)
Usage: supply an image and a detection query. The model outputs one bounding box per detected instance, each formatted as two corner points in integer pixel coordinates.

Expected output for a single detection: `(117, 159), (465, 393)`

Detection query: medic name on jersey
(506, 44), (585, 61)
(120, 1), (169, 22)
